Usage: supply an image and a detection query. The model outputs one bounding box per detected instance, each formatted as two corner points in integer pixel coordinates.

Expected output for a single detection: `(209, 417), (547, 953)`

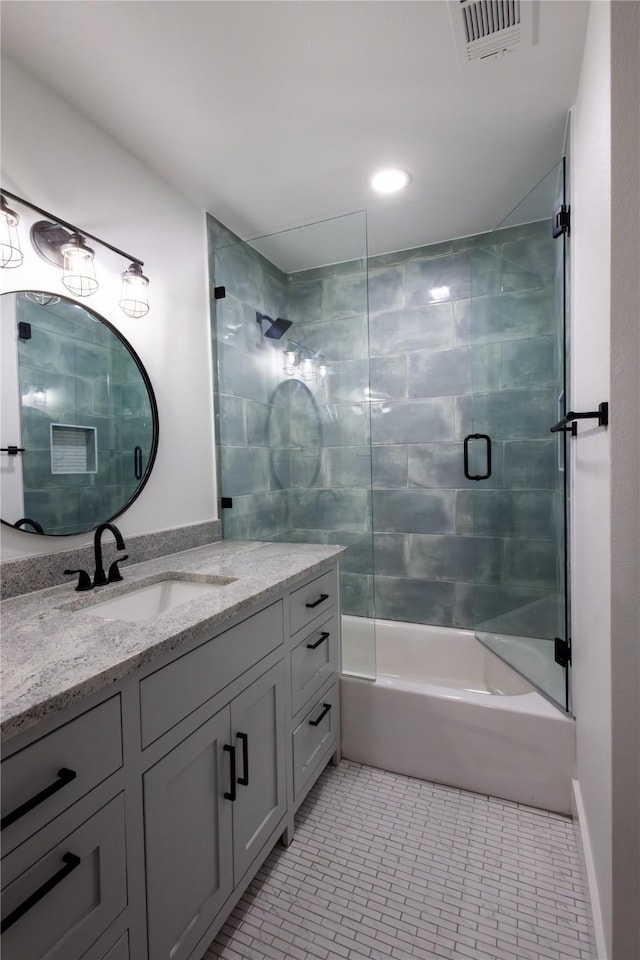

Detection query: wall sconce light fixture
(283, 340), (326, 383)
(0, 194), (24, 268)
(0, 189), (150, 318)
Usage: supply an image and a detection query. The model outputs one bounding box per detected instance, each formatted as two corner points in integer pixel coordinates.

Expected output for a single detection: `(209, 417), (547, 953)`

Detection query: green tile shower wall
(209, 216), (560, 629)
(16, 299), (152, 535)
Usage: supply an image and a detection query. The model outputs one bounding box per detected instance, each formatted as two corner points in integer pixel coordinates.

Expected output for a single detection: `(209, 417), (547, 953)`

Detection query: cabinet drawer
(291, 612), (338, 717)
(290, 567), (337, 636)
(1, 696), (123, 854)
(140, 600), (284, 747)
(1, 794), (127, 960)
(292, 683), (339, 800)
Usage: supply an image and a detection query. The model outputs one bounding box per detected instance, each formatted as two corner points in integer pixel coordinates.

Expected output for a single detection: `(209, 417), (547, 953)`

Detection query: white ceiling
(1, 1), (589, 267)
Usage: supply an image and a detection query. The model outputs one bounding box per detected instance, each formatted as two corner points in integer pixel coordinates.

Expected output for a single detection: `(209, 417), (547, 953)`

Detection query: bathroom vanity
(0, 541), (342, 960)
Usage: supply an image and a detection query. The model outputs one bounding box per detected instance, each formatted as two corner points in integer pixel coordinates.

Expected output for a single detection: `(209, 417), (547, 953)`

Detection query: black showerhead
(256, 312), (292, 340)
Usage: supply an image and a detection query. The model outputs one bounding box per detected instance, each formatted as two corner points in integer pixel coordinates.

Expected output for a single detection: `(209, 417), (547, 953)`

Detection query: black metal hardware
(108, 555), (128, 583)
(13, 518), (44, 534)
(307, 631), (330, 650)
(1, 768), (77, 831)
(214, 286), (226, 299)
(223, 744), (236, 801)
(237, 732), (249, 787)
(1, 446), (25, 456)
(63, 569), (93, 592)
(309, 703), (332, 727)
(305, 593), (329, 609)
(133, 446), (143, 480)
(0, 851), (81, 933)
(17, 321), (31, 340)
(2, 189), (144, 268)
(93, 523), (126, 587)
(551, 402), (608, 434)
(552, 204), (571, 239)
(554, 638), (572, 668)
(463, 433), (492, 481)
(220, 497), (233, 509)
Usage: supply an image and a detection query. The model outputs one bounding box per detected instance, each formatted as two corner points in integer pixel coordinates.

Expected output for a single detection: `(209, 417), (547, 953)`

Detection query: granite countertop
(1, 540), (344, 744)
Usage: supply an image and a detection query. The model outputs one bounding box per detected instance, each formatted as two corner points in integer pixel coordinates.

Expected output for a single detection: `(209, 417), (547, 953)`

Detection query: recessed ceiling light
(370, 168), (411, 194)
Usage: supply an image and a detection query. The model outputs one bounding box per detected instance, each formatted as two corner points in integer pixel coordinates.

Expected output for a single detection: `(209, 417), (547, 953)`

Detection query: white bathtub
(340, 616), (575, 814)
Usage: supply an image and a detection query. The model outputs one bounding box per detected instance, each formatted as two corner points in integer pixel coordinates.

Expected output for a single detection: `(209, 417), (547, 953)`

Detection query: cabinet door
(230, 662), (286, 881)
(143, 708), (233, 960)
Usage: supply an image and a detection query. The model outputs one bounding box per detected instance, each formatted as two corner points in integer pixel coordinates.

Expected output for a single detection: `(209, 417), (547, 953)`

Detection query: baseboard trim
(572, 779), (608, 959)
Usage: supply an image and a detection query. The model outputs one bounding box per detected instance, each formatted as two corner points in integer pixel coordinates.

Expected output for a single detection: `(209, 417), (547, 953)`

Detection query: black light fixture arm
(551, 401), (609, 435)
(1, 189), (144, 268)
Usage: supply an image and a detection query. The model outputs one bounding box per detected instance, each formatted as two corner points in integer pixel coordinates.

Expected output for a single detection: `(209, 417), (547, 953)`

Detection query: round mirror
(1, 291), (158, 535)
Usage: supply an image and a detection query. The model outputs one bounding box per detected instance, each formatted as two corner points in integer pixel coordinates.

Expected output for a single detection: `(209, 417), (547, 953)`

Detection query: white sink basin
(70, 576), (235, 622)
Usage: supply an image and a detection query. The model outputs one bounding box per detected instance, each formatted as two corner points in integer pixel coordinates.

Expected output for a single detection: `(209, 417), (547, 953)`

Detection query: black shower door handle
(463, 433), (492, 481)
(134, 446), (143, 480)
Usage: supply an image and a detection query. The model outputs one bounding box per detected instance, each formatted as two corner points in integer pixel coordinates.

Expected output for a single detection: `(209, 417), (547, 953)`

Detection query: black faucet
(93, 522), (126, 587)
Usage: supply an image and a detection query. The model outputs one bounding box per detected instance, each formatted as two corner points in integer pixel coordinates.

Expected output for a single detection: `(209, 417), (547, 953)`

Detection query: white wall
(0, 58), (217, 560)
(571, 0), (612, 952)
(609, 2), (640, 957)
(572, 3), (640, 958)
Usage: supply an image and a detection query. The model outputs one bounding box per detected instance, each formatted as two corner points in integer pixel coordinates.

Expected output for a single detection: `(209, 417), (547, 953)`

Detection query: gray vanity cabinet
(230, 662), (286, 880)
(1, 559), (340, 960)
(143, 660), (286, 960)
(143, 706), (234, 960)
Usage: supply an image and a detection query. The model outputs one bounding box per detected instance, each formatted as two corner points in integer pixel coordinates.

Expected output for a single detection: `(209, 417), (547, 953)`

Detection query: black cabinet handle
(223, 744), (236, 801)
(1, 852), (81, 933)
(134, 446), (143, 480)
(305, 593), (329, 609)
(309, 703), (332, 727)
(463, 433), (492, 481)
(237, 732), (249, 787)
(307, 631), (330, 650)
(1, 768), (77, 831)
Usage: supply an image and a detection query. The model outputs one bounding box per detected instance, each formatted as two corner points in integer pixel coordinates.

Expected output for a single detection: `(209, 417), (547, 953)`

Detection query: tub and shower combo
(340, 617), (575, 815)
(212, 161), (575, 817)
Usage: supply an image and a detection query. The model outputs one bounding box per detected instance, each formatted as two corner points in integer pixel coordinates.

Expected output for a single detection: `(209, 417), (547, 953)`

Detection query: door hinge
(18, 321), (31, 340)
(554, 637), (571, 667)
(220, 497), (233, 509)
(552, 205), (570, 238)
(214, 286), (226, 300)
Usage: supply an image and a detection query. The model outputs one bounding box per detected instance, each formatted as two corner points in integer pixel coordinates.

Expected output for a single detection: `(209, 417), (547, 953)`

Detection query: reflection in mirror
(1, 292), (158, 535)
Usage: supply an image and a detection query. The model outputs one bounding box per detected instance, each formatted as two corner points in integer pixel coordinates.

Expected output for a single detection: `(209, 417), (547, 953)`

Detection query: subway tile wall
(209, 216), (561, 630)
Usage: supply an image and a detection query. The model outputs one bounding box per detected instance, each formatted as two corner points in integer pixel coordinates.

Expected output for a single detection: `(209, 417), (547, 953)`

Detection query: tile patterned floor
(205, 761), (595, 960)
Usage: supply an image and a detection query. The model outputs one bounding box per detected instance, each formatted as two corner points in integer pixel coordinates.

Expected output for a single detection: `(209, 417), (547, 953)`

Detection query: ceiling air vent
(449, 0), (535, 63)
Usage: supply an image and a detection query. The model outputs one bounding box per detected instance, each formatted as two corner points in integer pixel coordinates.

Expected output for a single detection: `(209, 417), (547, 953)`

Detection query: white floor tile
(204, 761), (595, 960)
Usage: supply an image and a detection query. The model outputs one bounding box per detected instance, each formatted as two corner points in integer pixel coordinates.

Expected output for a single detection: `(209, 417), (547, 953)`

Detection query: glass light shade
(25, 291), (61, 307)
(0, 196), (24, 268)
(61, 234), (98, 297)
(119, 262), (149, 318)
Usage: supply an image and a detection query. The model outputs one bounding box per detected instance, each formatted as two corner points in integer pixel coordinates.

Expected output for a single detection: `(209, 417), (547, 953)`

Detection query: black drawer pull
(1, 852), (81, 933)
(305, 593), (329, 609)
(237, 732), (249, 786)
(223, 744), (236, 801)
(1, 768), (77, 831)
(309, 703), (332, 727)
(307, 631), (330, 650)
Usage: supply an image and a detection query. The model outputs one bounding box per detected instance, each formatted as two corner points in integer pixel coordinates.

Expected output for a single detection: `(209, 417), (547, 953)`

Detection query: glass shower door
(208, 211), (376, 680)
(469, 160), (570, 711)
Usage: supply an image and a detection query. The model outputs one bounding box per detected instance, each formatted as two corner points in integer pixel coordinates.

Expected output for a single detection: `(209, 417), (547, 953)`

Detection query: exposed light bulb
(119, 262), (150, 318)
(0, 195), (24, 268)
(61, 233), (98, 297)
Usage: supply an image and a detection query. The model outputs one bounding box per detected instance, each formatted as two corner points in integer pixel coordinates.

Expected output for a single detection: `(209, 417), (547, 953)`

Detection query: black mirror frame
(1, 290), (159, 537)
